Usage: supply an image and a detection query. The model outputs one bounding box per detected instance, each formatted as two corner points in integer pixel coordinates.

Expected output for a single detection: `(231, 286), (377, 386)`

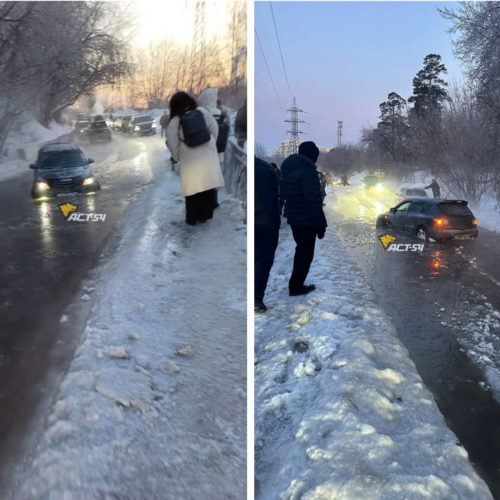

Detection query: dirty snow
(255, 223), (493, 499)
(11, 165), (246, 499)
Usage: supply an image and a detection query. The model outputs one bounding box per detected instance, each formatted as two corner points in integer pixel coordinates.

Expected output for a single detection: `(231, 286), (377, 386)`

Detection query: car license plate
(455, 234), (473, 240)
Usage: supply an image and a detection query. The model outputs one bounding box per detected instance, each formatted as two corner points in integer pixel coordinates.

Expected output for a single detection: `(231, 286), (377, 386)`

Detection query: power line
(255, 28), (284, 110)
(269, 2), (292, 99)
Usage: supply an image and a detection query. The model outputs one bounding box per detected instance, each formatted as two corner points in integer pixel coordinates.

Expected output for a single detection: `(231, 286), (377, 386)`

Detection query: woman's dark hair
(169, 91), (197, 119)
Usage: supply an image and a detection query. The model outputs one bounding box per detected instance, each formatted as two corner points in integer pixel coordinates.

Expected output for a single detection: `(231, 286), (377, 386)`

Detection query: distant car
(398, 187), (428, 199)
(363, 175), (384, 192)
(117, 115), (133, 132)
(73, 120), (90, 138)
(82, 120), (112, 143)
(376, 198), (479, 241)
(29, 143), (100, 199)
(125, 115), (156, 136)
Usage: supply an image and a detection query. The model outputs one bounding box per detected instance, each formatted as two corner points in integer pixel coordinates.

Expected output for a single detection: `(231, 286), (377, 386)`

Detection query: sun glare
(134, 0), (232, 47)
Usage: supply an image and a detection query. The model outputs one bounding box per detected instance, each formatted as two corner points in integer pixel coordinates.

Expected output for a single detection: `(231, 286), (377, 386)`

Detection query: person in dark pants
(255, 157), (281, 312)
(281, 141), (327, 296)
(424, 178), (441, 198)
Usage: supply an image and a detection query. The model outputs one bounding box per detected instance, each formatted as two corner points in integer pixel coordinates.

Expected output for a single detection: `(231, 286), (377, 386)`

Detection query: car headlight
(375, 183), (383, 193)
(134, 125), (140, 131)
(82, 177), (95, 186)
(36, 181), (50, 190)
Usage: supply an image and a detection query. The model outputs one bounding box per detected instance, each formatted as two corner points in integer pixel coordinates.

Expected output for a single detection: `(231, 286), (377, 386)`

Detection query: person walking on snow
(255, 156), (281, 312)
(424, 178), (441, 198)
(281, 141), (327, 296)
(166, 91), (224, 225)
(198, 87), (229, 208)
(160, 110), (169, 138)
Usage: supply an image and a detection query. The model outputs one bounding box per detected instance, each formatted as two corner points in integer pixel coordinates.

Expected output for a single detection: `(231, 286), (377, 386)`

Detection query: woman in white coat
(166, 91), (225, 225)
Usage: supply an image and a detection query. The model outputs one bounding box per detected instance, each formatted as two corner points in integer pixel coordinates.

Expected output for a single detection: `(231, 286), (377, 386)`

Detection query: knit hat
(298, 141), (320, 163)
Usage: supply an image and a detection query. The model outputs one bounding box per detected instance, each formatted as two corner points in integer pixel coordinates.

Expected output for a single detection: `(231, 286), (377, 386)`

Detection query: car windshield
(133, 116), (152, 123)
(438, 202), (473, 216)
(39, 150), (87, 169)
(90, 121), (108, 129)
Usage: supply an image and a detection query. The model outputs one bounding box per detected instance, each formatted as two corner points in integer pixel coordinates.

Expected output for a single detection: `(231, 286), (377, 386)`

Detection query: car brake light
(473, 218), (478, 225)
(433, 217), (448, 226)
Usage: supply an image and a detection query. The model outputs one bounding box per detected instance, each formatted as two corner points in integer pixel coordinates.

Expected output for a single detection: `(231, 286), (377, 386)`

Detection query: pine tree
(408, 54), (449, 118)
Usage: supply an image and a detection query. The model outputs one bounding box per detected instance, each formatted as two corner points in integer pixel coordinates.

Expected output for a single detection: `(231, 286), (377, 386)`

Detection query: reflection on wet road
(328, 183), (500, 496)
(0, 134), (169, 490)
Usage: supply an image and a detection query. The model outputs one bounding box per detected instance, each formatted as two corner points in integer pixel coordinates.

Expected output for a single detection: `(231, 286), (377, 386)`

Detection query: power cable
(269, 2), (292, 99)
(255, 28), (284, 110)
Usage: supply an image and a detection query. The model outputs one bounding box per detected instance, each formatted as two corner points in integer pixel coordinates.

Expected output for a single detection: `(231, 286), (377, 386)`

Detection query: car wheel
(416, 226), (428, 241)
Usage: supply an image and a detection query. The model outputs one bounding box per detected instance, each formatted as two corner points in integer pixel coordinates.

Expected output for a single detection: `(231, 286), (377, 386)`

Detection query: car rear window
(407, 189), (427, 197)
(438, 202), (473, 216)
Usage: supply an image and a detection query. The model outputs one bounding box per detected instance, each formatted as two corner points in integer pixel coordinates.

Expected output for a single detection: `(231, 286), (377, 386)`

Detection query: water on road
(327, 183), (500, 496)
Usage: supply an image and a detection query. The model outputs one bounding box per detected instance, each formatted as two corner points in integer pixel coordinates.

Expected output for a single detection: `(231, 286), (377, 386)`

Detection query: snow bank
(13, 170), (246, 499)
(255, 225), (493, 499)
(0, 117), (71, 181)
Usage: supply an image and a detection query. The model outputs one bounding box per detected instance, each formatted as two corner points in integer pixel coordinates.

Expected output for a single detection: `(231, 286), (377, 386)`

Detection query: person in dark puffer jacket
(255, 157), (281, 312)
(281, 141), (327, 296)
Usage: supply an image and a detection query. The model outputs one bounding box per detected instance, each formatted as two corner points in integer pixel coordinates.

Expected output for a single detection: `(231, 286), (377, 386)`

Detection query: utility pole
(189, 0), (206, 94)
(337, 120), (343, 148)
(285, 97), (304, 155)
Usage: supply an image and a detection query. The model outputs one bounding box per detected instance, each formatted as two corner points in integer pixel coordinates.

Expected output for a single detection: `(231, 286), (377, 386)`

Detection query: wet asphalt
(328, 184), (500, 497)
(0, 133), (168, 491)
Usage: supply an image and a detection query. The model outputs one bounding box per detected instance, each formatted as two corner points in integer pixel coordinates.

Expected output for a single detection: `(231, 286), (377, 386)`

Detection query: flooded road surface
(0, 134), (169, 490)
(327, 183), (500, 496)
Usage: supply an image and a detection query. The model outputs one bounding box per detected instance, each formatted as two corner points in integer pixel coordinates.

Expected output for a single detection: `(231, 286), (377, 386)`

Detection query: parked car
(82, 120), (112, 143)
(125, 115), (156, 136)
(29, 143), (100, 199)
(376, 198), (478, 241)
(398, 187), (428, 199)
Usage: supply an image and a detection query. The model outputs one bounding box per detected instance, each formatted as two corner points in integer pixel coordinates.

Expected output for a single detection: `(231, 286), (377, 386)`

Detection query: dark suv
(82, 120), (112, 143)
(30, 143), (100, 199)
(376, 198), (479, 241)
(126, 115), (156, 136)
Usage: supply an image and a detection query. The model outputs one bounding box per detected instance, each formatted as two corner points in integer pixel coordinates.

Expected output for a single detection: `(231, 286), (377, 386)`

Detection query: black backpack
(215, 112), (230, 153)
(179, 109), (210, 147)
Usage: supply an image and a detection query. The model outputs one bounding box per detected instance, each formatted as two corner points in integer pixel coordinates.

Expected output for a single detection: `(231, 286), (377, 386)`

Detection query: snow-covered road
(10, 166), (247, 499)
(255, 221), (493, 499)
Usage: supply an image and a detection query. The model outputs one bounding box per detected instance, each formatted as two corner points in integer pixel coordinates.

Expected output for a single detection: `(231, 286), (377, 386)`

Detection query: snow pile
(13, 171), (246, 499)
(1, 116), (71, 181)
(255, 225), (493, 499)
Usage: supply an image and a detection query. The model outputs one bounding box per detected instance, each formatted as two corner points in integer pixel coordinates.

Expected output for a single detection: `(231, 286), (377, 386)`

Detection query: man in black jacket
(255, 157), (281, 312)
(281, 141), (327, 296)
(424, 178), (441, 198)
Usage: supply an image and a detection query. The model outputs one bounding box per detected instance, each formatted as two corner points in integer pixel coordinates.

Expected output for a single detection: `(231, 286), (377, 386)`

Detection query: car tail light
(433, 217), (448, 226)
(473, 218), (479, 225)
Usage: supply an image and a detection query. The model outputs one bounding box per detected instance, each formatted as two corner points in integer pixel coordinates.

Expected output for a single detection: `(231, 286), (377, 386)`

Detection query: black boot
(289, 284), (316, 297)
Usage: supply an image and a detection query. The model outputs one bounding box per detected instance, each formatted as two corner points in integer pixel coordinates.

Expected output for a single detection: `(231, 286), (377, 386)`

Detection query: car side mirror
(29, 164), (37, 169)
(87, 158), (94, 164)
(389, 207), (396, 213)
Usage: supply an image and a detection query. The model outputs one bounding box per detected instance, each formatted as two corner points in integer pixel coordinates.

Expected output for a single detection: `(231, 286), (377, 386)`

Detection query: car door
(407, 201), (425, 233)
(391, 201), (412, 231)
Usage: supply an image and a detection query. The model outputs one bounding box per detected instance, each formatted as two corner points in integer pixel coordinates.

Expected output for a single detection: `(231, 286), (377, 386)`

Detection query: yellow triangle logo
(378, 233), (397, 249)
(58, 202), (77, 219)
